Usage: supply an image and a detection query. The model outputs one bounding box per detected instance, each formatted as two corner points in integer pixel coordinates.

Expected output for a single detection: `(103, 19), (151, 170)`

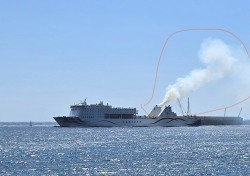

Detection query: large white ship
(53, 100), (201, 127)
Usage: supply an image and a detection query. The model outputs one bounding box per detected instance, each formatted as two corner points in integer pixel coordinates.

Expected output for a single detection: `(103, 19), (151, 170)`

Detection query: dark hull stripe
(150, 118), (186, 124)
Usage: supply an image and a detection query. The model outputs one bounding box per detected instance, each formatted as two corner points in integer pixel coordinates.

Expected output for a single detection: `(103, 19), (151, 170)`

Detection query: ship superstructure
(54, 100), (200, 127)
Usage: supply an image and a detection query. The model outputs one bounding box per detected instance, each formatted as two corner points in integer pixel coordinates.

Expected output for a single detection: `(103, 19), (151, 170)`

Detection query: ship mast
(177, 98), (184, 116)
(238, 107), (242, 117)
(187, 97), (190, 115)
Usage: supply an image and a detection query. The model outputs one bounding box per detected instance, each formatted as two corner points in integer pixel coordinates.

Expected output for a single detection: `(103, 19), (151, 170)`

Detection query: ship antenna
(84, 98), (87, 105)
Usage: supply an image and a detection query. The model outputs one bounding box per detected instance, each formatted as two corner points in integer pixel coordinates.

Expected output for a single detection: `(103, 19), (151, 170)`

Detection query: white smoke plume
(159, 38), (236, 107)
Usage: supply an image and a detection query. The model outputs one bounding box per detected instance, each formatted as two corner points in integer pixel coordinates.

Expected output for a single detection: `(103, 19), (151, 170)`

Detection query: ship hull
(53, 116), (201, 127)
(197, 116), (243, 125)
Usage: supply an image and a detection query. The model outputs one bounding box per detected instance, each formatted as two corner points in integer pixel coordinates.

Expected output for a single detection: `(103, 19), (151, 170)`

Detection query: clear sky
(0, 0), (250, 121)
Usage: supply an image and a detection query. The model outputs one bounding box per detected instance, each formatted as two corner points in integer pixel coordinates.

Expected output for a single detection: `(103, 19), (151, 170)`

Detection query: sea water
(0, 123), (249, 175)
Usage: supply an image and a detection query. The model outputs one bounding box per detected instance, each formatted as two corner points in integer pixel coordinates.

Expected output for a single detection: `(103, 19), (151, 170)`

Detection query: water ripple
(0, 125), (249, 175)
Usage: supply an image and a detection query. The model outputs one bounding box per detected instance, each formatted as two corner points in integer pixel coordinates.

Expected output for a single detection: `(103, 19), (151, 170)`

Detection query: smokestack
(149, 105), (162, 117)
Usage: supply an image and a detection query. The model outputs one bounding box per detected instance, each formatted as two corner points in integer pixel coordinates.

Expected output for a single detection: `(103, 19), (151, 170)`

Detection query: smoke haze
(159, 39), (236, 107)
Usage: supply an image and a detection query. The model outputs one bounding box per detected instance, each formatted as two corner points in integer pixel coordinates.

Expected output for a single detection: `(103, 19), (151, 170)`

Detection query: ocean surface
(0, 123), (249, 176)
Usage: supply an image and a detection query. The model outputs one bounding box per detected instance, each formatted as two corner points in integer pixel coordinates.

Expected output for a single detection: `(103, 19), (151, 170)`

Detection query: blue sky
(0, 1), (250, 121)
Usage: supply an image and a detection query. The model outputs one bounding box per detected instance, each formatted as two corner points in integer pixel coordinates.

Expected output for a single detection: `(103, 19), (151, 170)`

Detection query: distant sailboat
(29, 120), (32, 126)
